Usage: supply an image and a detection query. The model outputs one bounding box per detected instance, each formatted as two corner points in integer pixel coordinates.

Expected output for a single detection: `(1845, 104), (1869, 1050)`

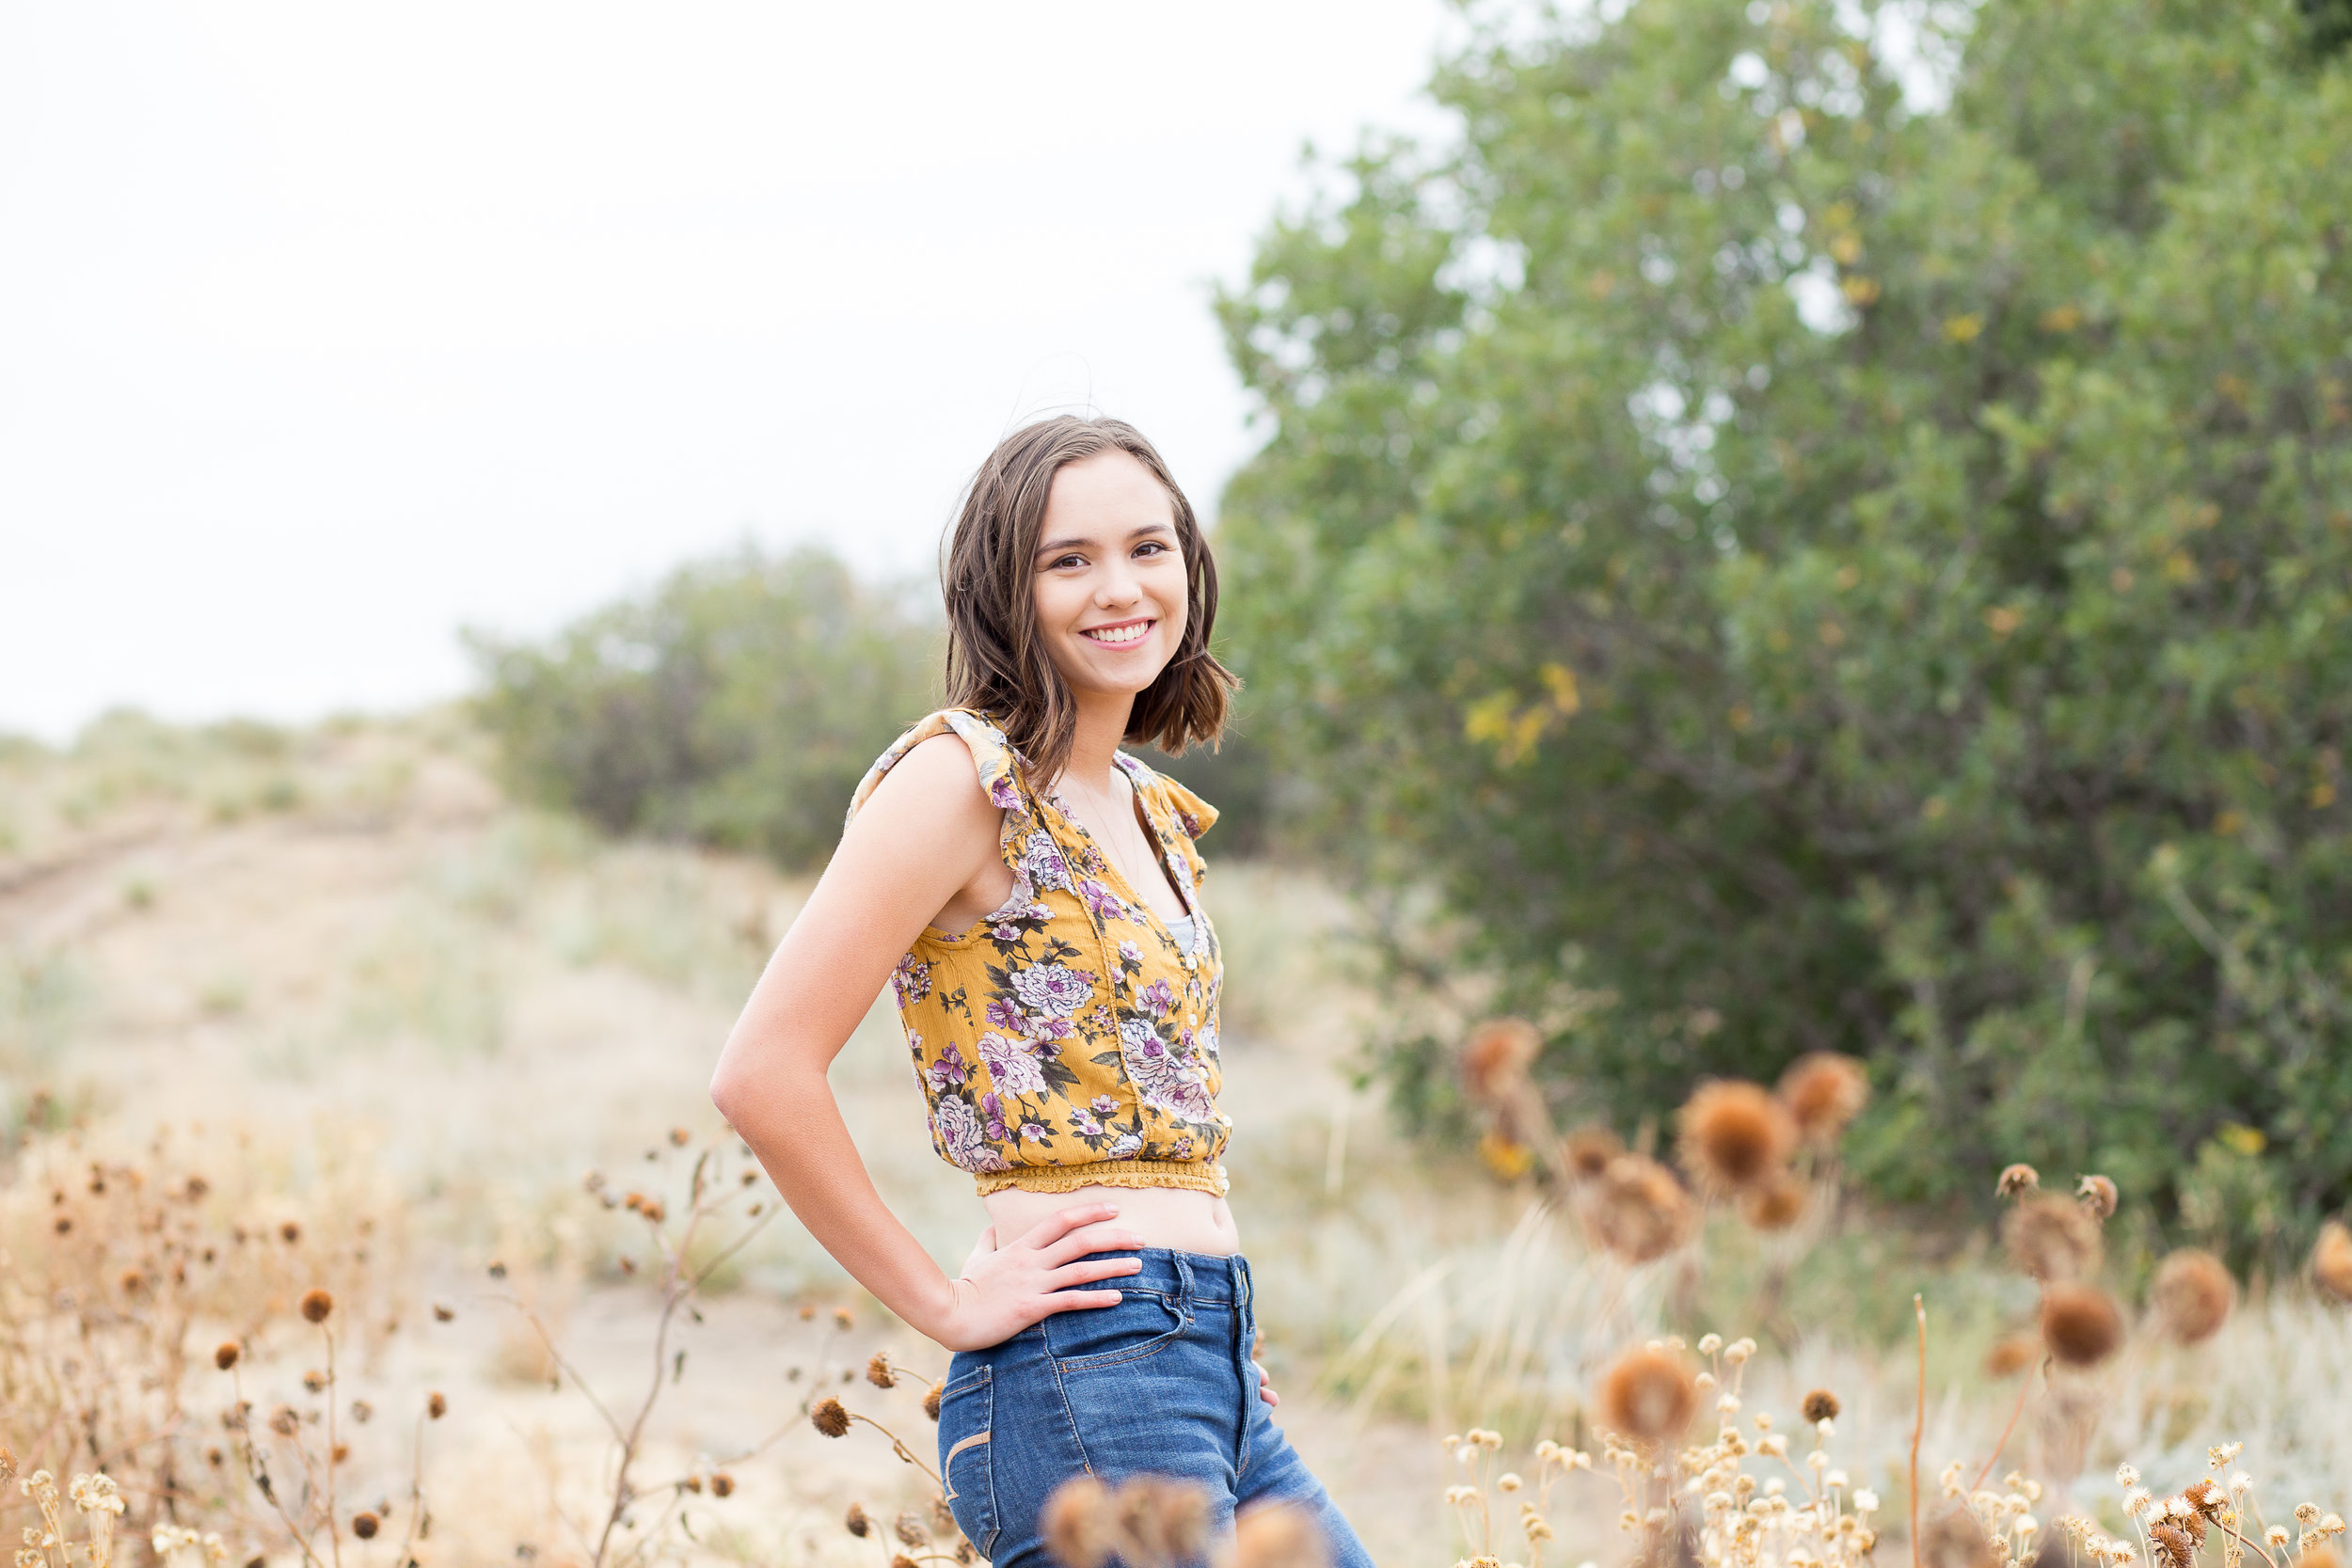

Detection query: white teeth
(1086, 622), (1150, 645)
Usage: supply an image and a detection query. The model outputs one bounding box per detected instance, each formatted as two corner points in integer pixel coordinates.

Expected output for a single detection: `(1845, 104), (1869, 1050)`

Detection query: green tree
(468, 547), (938, 870)
(1216, 0), (2352, 1218)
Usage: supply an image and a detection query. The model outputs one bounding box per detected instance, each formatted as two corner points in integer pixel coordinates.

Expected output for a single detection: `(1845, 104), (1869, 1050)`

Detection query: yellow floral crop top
(845, 710), (1230, 1196)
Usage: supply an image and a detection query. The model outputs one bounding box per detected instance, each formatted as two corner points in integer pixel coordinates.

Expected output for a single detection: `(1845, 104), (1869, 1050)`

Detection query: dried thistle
(2003, 1195), (2102, 1281)
(1802, 1388), (1840, 1423)
(426, 1390), (447, 1419)
(2315, 1220), (2352, 1302)
(1115, 1475), (1214, 1568)
(710, 1473), (735, 1497)
(923, 1382), (945, 1420)
(299, 1288), (334, 1323)
(811, 1397), (851, 1438)
(2075, 1174), (2119, 1222)
(1041, 1476), (1118, 1568)
(846, 1503), (872, 1538)
(1595, 1346), (1696, 1446)
(1984, 1335), (2039, 1378)
(1461, 1018), (1541, 1105)
(1235, 1502), (1331, 1568)
(1676, 1080), (1796, 1196)
(214, 1341), (240, 1371)
(1562, 1123), (1624, 1180)
(1777, 1052), (1869, 1142)
(1738, 1171), (1808, 1231)
(894, 1511), (928, 1546)
(866, 1352), (898, 1388)
(351, 1513), (379, 1540)
(2041, 1284), (2124, 1367)
(1585, 1153), (1694, 1264)
(1995, 1164), (2040, 1199)
(2151, 1248), (2235, 1344)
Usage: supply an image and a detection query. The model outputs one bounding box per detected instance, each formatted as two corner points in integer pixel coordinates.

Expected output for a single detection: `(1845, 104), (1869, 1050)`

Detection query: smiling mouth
(1081, 618), (1154, 647)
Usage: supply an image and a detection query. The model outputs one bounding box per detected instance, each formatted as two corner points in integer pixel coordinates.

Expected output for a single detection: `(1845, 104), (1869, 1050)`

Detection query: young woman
(709, 416), (1371, 1567)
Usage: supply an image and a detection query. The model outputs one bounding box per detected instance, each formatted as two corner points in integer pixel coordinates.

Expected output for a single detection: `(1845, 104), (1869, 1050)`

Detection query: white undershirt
(1162, 912), (1195, 952)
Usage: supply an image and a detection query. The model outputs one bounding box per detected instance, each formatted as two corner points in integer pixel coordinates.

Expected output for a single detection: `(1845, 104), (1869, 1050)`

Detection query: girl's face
(1030, 450), (1188, 706)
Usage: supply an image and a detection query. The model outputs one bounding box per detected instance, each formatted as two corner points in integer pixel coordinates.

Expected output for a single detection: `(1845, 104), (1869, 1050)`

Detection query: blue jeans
(936, 1250), (1373, 1568)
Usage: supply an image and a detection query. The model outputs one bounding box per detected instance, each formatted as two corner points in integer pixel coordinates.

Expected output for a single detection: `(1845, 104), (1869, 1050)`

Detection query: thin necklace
(1065, 766), (1165, 910)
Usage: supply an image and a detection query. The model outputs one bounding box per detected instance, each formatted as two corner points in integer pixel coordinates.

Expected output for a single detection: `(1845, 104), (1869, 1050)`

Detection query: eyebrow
(1034, 521), (1178, 557)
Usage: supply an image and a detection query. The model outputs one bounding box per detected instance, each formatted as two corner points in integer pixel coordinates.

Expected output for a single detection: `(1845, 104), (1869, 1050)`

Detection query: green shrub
(467, 547), (938, 870)
(1215, 0), (2352, 1216)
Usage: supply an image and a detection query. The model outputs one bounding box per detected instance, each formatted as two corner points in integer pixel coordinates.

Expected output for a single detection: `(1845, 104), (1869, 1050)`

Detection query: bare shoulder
(851, 732), (999, 845)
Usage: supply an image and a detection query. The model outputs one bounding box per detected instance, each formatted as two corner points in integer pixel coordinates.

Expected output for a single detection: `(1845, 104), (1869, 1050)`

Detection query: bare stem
(848, 1413), (942, 1486)
(1909, 1294), (1926, 1568)
(1970, 1365), (2039, 1494)
(323, 1324), (341, 1568)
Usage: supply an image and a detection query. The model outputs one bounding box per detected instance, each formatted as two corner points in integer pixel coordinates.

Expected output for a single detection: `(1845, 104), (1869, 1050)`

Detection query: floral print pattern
(846, 710), (1227, 1196)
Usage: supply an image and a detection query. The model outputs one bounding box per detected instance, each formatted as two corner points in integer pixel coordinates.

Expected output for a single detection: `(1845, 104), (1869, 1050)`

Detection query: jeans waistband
(1112, 1247), (1252, 1307)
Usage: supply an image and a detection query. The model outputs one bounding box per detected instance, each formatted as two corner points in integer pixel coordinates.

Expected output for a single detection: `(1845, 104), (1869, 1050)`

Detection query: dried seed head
(2004, 1196), (2103, 1281)
(1235, 1502), (1332, 1568)
(1041, 1476), (1118, 1568)
(302, 1370), (327, 1394)
(1116, 1475), (1215, 1568)
(215, 1342), (241, 1371)
(1586, 1154), (1695, 1264)
(923, 1382), (944, 1421)
(2075, 1175), (2119, 1222)
(1922, 1509), (1998, 1568)
(2041, 1285), (2125, 1367)
(433, 1303), (454, 1323)
(846, 1503), (872, 1539)
(709, 1473), (734, 1498)
(0, 1447), (13, 1488)
(300, 1289), (334, 1324)
(894, 1512), (927, 1546)
(2314, 1221), (2352, 1303)
(2151, 1523), (2198, 1568)
(2151, 1249), (2234, 1345)
(279, 1221), (302, 1244)
(426, 1391), (447, 1419)
(1995, 1164), (2040, 1200)
(269, 1405), (301, 1437)
(351, 1513), (379, 1541)
(931, 1497), (957, 1537)
(1596, 1347), (1697, 1447)
(1984, 1336), (2039, 1379)
(1738, 1172), (1808, 1231)
(1801, 1389), (1840, 1424)
(810, 1397), (851, 1438)
(1777, 1053), (1869, 1142)
(866, 1353), (898, 1389)
(834, 1307), (855, 1330)
(1563, 1123), (1625, 1180)
(669, 1127), (691, 1147)
(1677, 1081), (1797, 1196)
(1461, 1018), (1541, 1105)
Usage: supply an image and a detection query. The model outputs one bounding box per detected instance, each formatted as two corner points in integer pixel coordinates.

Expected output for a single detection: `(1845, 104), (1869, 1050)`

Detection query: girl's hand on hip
(926, 1203), (1144, 1353)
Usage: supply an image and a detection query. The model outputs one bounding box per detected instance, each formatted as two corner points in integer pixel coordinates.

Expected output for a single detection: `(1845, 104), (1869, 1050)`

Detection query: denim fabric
(936, 1250), (1373, 1568)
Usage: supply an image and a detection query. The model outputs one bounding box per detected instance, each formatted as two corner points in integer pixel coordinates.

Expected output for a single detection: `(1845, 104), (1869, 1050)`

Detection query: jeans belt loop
(1172, 1250), (1195, 1310)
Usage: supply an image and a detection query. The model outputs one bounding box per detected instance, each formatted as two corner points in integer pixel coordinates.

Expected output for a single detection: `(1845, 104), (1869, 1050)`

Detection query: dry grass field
(5, 714), (2350, 1567)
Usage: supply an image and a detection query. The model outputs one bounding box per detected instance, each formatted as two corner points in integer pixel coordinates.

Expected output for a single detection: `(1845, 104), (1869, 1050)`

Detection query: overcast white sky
(0, 1), (1454, 740)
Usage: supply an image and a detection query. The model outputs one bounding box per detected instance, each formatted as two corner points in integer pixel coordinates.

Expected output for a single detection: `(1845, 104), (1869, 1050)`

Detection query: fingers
(1037, 1221), (1146, 1266)
(1047, 1256), (1144, 1291)
(1031, 1288), (1125, 1318)
(1015, 1203), (1121, 1252)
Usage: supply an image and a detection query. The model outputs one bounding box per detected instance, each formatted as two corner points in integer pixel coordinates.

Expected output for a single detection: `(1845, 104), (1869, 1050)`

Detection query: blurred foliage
(1215, 0), (2352, 1217)
(467, 547), (939, 870)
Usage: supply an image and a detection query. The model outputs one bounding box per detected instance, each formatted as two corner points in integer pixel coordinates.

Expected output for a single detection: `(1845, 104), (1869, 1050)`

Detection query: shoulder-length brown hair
(942, 415), (1237, 786)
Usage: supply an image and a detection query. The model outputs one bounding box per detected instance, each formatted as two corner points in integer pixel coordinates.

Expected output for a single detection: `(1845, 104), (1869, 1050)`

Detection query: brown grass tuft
(2003, 1194), (2102, 1281)
(1585, 1154), (1695, 1264)
(2075, 1173), (2119, 1222)
(810, 1396), (850, 1438)
(1596, 1346), (1696, 1446)
(1738, 1172), (1808, 1231)
(1563, 1122), (1624, 1181)
(1995, 1164), (2040, 1199)
(1461, 1017), (1541, 1105)
(2151, 1248), (2234, 1344)
(2315, 1220), (2352, 1303)
(2041, 1283), (2124, 1367)
(1676, 1081), (1796, 1196)
(1776, 1053), (1869, 1142)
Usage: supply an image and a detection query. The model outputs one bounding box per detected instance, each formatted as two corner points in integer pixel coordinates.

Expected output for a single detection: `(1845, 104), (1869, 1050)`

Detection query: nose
(1093, 556), (1142, 609)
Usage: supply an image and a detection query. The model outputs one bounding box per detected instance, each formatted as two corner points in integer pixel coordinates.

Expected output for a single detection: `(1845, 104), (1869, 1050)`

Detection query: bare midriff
(983, 1183), (1241, 1258)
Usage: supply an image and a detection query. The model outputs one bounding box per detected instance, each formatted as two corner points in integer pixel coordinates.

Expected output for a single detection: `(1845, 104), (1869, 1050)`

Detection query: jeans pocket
(1041, 1289), (1189, 1371)
(936, 1363), (996, 1557)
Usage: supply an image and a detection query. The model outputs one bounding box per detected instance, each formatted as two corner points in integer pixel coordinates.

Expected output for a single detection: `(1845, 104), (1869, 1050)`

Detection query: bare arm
(708, 734), (1142, 1351)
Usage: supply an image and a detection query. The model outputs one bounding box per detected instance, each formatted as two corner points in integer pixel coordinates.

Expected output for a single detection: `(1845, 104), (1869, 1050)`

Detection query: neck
(1059, 687), (1133, 790)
